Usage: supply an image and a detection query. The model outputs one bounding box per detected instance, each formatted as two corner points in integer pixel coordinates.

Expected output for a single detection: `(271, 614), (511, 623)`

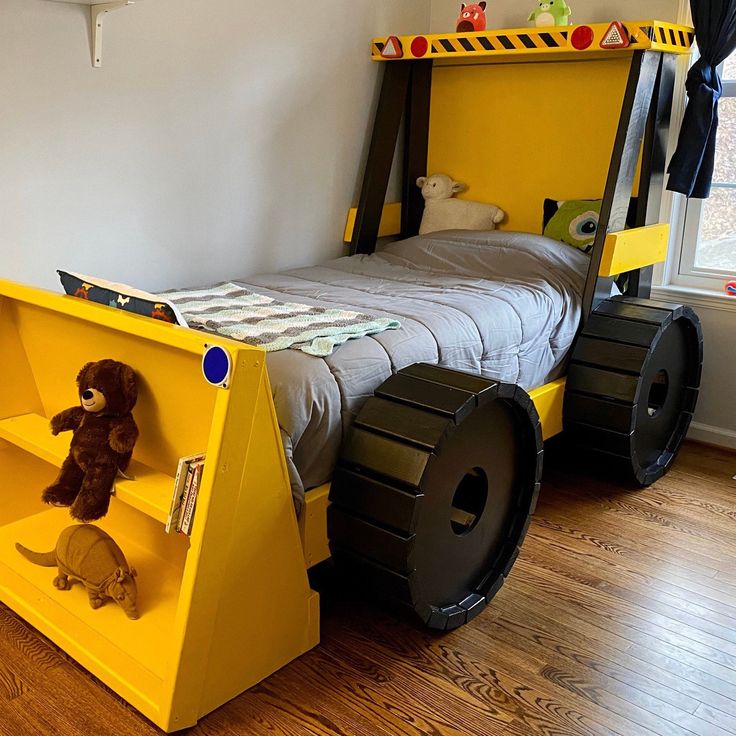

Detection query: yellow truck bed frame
(0, 19), (695, 732)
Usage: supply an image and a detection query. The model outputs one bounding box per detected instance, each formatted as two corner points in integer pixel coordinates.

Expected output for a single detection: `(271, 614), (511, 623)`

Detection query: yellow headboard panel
(427, 55), (634, 235)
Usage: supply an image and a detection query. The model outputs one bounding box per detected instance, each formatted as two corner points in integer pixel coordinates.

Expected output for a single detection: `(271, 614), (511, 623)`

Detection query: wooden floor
(1, 440), (736, 736)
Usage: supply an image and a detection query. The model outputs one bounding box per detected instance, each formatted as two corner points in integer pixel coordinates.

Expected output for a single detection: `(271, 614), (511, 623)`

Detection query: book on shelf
(178, 460), (205, 536)
(166, 452), (205, 534)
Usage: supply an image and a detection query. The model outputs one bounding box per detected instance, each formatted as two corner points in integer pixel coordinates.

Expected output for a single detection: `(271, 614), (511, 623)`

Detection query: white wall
(0, 0), (429, 291)
(677, 305), (736, 449)
(430, 0), (678, 32)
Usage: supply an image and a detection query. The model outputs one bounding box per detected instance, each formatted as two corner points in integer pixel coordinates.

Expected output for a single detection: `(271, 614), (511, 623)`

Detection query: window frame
(673, 74), (736, 290)
(653, 1), (736, 310)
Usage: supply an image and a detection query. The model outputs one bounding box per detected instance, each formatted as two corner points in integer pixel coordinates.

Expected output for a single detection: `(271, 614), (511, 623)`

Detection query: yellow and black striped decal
(372, 20), (694, 62)
(650, 22), (696, 52)
(430, 29), (569, 55)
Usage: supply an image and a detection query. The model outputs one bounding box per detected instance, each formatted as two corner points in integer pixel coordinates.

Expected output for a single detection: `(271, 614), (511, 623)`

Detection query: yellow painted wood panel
(0, 413), (174, 524)
(0, 299), (44, 422)
(529, 378), (566, 440)
(599, 224), (669, 277)
(344, 202), (402, 242)
(0, 504), (192, 724)
(300, 483), (331, 568)
(195, 369), (319, 720)
(427, 58), (631, 236)
(164, 360), (318, 730)
(0, 445), (56, 526)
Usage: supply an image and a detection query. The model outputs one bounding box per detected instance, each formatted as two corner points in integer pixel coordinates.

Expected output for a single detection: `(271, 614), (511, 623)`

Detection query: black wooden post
(350, 62), (412, 256)
(402, 61), (433, 240)
(582, 50), (662, 322)
(627, 52), (677, 298)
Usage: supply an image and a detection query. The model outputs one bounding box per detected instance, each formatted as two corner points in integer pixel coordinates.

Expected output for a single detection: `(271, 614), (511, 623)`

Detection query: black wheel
(328, 363), (543, 631)
(564, 296), (703, 486)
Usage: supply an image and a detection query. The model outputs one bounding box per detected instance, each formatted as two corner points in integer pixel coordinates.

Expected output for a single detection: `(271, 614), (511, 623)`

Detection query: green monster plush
(543, 199), (601, 254)
(528, 0), (572, 27)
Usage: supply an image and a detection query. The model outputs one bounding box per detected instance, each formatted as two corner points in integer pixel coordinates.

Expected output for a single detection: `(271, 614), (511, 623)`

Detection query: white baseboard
(688, 421), (736, 450)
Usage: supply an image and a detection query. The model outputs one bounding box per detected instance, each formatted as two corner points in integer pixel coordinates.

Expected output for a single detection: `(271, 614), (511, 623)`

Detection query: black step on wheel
(564, 296), (703, 486)
(328, 363), (543, 631)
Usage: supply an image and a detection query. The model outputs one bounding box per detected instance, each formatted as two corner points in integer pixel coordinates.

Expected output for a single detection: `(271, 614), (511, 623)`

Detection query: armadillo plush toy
(16, 525), (139, 619)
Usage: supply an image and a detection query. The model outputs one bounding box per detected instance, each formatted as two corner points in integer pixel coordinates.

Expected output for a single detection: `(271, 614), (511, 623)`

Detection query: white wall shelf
(47, 0), (139, 68)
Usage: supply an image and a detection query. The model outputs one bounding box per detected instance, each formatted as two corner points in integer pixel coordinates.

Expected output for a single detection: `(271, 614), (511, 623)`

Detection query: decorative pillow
(58, 271), (186, 326)
(543, 198), (602, 254)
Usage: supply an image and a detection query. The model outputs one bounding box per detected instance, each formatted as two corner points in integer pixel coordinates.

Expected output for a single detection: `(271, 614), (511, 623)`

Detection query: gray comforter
(238, 230), (588, 513)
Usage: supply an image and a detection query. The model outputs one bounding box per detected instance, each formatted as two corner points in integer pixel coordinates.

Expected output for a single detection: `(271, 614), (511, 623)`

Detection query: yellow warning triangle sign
(381, 36), (404, 59)
(600, 21), (630, 49)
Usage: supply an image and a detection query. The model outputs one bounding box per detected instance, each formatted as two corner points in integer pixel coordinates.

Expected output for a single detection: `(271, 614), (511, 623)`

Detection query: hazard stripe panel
(372, 20), (693, 62)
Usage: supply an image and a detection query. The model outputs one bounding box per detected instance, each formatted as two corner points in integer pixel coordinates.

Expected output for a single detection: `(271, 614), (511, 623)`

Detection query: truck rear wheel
(564, 296), (703, 486)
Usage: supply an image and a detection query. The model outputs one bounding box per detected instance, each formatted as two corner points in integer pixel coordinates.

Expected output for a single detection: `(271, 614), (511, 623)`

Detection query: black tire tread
(565, 296), (703, 485)
(329, 364), (543, 631)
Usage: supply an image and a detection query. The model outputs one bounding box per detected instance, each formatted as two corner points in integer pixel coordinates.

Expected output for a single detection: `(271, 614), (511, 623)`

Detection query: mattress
(228, 229), (589, 514)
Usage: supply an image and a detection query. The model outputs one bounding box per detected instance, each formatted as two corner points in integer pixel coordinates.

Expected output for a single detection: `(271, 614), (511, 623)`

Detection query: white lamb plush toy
(417, 174), (505, 236)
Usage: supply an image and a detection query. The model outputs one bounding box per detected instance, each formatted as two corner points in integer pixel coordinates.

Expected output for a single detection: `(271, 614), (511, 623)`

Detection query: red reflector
(600, 21), (630, 49)
(381, 36), (404, 59)
(411, 36), (429, 57)
(571, 25), (595, 50)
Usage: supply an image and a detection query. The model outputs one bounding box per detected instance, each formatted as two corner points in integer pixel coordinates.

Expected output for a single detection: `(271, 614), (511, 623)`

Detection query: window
(674, 52), (736, 291)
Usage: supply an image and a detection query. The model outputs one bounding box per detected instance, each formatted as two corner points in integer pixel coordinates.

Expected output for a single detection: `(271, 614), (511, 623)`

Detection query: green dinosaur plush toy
(528, 0), (572, 27)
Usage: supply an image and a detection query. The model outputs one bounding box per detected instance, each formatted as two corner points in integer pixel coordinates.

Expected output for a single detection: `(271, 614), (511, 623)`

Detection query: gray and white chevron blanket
(162, 282), (400, 357)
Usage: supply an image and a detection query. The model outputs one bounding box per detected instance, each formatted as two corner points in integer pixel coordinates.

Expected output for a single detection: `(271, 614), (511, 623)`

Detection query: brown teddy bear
(42, 360), (139, 522)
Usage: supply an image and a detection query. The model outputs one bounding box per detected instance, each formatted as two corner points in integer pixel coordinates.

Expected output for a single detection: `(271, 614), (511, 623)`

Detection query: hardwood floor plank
(694, 703), (736, 734)
(535, 498), (736, 614)
(0, 610), (66, 673)
(500, 584), (736, 720)
(523, 526), (736, 651)
(540, 481), (736, 574)
(526, 518), (736, 638)
(327, 606), (632, 736)
(486, 611), (700, 714)
(0, 663), (26, 701)
(511, 565), (736, 686)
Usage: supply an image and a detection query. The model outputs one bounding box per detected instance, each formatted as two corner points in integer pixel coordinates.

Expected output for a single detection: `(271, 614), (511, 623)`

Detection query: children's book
(179, 460), (205, 536)
(166, 452), (205, 534)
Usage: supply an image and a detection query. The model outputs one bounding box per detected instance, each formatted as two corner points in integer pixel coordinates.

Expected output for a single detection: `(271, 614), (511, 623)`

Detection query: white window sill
(651, 284), (736, 313)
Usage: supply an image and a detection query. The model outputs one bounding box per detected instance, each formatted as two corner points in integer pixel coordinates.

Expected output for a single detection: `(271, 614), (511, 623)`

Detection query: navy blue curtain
(667, 0), (736, 198)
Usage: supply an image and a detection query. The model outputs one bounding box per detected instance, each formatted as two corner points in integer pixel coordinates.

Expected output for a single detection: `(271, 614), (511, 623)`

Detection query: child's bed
(172, 229), (589, 513)
(0, 22), (703, 730)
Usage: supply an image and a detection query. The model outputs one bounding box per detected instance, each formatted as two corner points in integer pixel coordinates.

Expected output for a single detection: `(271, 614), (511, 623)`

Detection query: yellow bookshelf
(0, 280), (320, 732)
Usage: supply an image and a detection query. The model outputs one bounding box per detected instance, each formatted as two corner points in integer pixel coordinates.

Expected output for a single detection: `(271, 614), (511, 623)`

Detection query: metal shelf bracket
(90, 1), (134, 68)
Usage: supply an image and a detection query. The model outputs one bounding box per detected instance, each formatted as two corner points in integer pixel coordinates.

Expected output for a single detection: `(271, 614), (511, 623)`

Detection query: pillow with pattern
(58, 271), (186, 326)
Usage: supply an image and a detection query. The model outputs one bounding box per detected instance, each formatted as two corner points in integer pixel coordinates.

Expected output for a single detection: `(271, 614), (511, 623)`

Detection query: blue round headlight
(202, 345), (232, 388)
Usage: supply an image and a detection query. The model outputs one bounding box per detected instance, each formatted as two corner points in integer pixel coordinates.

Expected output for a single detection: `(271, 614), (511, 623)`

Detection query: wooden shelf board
(0, 414), (174, 525)
(0, 508), (182, 685)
